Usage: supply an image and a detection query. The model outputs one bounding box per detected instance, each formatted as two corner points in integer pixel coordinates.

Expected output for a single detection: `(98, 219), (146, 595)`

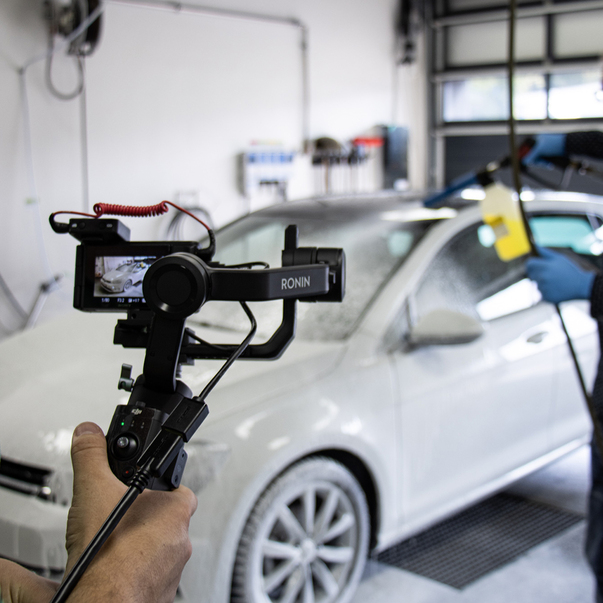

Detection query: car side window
(413, 212), (603, 326)
(413, 222), (531, 324)
(530, 213), (603, 269)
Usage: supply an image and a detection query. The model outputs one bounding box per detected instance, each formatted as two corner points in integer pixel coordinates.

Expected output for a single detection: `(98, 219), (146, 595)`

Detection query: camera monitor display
(94, 256), (155, 298)
(76, 244), (172, 311)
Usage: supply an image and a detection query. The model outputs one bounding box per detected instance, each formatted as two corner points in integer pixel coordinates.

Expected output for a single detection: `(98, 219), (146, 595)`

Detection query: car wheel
(231, 457), (370, 603)
(123, 279), (132, 291)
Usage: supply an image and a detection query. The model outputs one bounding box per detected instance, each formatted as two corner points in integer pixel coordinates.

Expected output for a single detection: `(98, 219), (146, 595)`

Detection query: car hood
(0, 311), (345, 470)
(101, 270), (124, 282)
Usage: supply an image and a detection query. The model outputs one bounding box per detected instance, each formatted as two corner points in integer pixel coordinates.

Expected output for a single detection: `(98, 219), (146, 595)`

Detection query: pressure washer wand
(422, 156), (513, 208)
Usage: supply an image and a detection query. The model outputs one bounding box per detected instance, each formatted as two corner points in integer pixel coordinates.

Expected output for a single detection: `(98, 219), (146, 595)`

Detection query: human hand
(526, 246), (595, 304)
(0, 558), (58, 603)
(523, 133), (567, 166)
(64, 422), (198, 603)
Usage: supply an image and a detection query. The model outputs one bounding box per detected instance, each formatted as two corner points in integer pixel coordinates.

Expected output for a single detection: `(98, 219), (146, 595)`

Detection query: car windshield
(190, 203), (445, 341)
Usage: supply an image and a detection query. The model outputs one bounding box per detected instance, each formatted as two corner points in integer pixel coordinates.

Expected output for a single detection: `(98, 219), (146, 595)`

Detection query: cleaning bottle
(479, 180), (531, 261)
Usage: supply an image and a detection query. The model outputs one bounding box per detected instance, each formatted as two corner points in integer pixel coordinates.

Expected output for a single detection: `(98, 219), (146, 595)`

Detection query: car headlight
(0, 458), (56, 502)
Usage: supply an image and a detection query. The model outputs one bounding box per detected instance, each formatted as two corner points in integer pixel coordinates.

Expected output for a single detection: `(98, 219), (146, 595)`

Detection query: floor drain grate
(375, 493), (583, 589)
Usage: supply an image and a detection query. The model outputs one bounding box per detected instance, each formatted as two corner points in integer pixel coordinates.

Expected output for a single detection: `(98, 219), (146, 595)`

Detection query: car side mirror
(407, 309), (484, 347)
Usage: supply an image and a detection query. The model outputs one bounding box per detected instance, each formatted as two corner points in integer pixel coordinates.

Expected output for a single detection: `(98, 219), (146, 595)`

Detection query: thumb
(71, 422), (114, 490)
(66, 423), (125, 567)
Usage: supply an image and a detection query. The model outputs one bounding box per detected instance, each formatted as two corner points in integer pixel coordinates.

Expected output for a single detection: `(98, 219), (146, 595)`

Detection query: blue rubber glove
(523, 133), (567, 166)
(526, 247), (595, 304)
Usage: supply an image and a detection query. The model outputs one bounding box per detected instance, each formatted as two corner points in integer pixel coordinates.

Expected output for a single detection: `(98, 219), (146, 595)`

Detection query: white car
(99, 260), (149, 293)
(0, 191), (599, 603)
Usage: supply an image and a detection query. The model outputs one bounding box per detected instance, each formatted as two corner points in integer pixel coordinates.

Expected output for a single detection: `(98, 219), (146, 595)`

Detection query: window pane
(554, 10), (603, 58)
(476, 279), (540, 321)
(446, 17), (545, 67)
(530, 214), (603, 256)
(206, 213), (436, 341)
(549, 71), (603, 119)
(443, 74), (546, 121)
(415, 223), (531, 323)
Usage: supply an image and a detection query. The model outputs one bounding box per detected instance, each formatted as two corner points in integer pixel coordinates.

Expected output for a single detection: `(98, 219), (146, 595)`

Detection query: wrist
(545, 133), (567, 157)
(67, 557), (143, 603)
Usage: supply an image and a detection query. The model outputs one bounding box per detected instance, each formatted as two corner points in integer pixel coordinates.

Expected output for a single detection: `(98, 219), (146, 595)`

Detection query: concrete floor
(352, 445), (596, 603)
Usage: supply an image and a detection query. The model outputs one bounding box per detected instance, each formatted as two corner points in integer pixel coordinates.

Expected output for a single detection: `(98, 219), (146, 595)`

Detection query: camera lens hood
(143, 252), (209, 319)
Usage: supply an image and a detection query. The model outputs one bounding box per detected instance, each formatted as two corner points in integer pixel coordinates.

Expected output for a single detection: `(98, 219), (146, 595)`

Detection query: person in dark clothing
(525, 130), (603, 603)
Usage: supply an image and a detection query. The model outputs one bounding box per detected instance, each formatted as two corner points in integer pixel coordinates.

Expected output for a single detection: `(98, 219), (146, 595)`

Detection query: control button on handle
(112, 433), (139, 460)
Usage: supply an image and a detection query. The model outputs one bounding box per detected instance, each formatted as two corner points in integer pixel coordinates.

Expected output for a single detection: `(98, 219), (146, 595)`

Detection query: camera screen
(94, 256), (157, 300)
(76, 243), (173, 311)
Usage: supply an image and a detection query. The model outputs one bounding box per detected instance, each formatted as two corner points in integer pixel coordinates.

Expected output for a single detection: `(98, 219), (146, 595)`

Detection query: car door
(392, 217), (560, 526)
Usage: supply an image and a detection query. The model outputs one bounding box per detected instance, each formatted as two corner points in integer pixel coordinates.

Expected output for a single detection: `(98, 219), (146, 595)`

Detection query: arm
(566, 131), (603, 160)
(524, 131), (603, 165)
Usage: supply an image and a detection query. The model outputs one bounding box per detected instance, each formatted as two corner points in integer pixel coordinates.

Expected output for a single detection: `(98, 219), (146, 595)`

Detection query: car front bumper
(0, 486), (68, 570)
(100, 280), (122, 292)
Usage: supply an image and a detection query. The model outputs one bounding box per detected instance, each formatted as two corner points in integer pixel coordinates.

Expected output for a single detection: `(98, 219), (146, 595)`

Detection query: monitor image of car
(96, 258), (153, 296)
(0, 190), (598, 603)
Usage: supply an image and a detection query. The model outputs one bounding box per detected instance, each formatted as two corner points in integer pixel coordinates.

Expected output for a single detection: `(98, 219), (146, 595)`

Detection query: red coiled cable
(50, 200), (212, 234)
(92, 201), (169, 218)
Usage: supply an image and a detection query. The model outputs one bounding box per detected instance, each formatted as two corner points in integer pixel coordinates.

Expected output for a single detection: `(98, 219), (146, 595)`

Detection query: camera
(62, 216), (344, 313)
(51, 209), (345, 490)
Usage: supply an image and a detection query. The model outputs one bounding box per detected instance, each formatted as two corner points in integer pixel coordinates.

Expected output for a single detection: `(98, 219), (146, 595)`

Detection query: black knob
(112, 433), (139, 460)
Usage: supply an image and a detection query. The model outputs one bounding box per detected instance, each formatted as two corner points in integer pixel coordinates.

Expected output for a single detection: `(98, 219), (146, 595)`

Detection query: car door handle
(526, 331), (548, 344)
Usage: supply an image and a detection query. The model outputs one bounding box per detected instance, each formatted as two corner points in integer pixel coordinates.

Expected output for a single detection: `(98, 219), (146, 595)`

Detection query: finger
(0, 559), (59, 603)
(531, 245), (545, 257)
(535, 246), (557, 259)
(175, 485), (198, 517)
(69, 422), (125, 543)
(66, 428), (128, 571)
(526, 258), (547, 279)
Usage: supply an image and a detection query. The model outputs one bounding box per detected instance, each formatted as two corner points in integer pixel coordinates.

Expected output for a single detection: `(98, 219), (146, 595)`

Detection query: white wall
(0, 0), (428, 334)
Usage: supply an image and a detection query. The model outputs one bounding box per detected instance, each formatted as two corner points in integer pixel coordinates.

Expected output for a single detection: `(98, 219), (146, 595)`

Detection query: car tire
(123, 279), (132, 291)
(231, 457), (370, 603)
